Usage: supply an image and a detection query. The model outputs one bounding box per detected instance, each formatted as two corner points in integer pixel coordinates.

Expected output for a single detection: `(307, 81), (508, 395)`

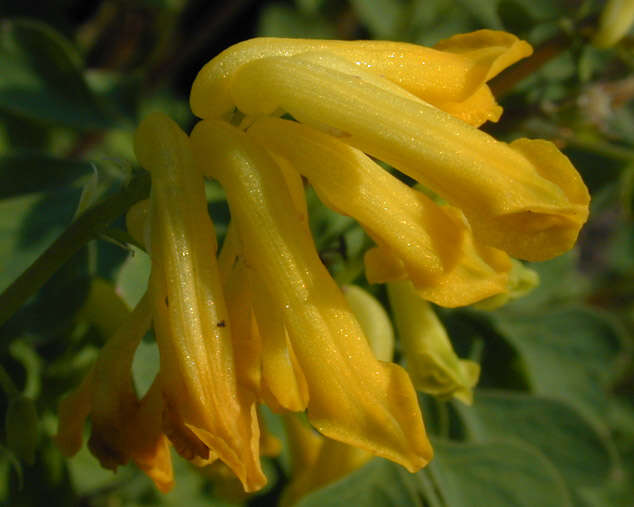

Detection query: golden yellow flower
(56, 30), (592, 496)
(56, 289), (173, 493)
(281, 285), (394, 506)
(134, 112), (266, 491)
(190, 119), (433, 472)
(246, 116), (511, 307)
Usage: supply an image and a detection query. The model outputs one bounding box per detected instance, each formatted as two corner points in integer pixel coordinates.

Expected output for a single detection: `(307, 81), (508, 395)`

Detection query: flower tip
(136, 439), (175, 494)
(134, 112), (189, 176)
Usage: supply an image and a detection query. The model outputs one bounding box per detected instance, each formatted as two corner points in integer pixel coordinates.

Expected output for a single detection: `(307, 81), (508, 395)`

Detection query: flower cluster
(56, 30), (589, 498)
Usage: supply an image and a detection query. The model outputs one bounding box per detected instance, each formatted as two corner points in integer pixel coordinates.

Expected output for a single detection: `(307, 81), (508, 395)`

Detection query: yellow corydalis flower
(190, 119), (433, 472)
(224, 51), (588, 261)
(56, 288), (173, 492)
(387, 280), (480, 405)
(282, 286), (395, 506)
(247, 117), (511, 307)
(190, 30), (531, 123)
(134, 112), (265, 492)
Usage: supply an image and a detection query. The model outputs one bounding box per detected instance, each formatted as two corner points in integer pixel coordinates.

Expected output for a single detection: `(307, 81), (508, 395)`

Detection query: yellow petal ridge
(434, 29), (533, 82)
(436, 85), (503, 127)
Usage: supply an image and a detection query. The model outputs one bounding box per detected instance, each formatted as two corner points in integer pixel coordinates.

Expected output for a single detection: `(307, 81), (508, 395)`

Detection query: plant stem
(0, 172), (150, 328)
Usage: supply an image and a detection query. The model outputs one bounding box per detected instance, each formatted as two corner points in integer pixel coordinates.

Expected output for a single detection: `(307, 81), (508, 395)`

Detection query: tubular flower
(191, 33), (589, 264)
(56, 30), (591, 496)
(281, 286), (395, 506)
(134, 113), (266, 492)
(56, 288), (173, 492)
(190, 119), (433, 472)
(246, 117), (511, 307)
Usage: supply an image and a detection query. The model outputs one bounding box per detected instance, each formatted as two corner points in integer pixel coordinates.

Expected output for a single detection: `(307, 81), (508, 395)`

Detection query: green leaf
(430, 438), (572, 507)
(490, 307), (627, 417)
(506, 251), (589, 310)
(0, 188), (80, 292)
(0, 155), (91, 199)
(453, 391), (617, 488)
(296, 458), (422, 507)
(0, 19), (111, 129)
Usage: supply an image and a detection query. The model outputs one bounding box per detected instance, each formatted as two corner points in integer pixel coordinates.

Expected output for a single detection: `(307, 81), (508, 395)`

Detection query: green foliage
(0, 1), (633, 506)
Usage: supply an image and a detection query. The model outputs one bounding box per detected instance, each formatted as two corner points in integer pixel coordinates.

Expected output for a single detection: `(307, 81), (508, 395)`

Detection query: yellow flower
(246, 116), (511, 307)
(190, 31), (531, 124)
(190, 119), (433, 472)
(281, 285), (393, 506)
(134, 112), (266, 491)
(56, 290), (174, 493)
(57, 30), (592, 496)
(191, 33), (589, 265)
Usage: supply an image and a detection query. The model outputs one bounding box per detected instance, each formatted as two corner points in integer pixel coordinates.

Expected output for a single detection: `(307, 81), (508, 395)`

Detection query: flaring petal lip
(227, 52), (589, 261)
(191, 119), (433, 472)
(190, 31), (532, 119)
(134, 112), (266, 492)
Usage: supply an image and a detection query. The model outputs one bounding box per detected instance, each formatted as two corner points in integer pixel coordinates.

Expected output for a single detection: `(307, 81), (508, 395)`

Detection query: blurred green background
(0, 1), (633, 506)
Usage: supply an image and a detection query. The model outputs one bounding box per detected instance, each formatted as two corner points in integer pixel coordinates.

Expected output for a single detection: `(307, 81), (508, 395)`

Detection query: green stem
(0, 172), (150, 328)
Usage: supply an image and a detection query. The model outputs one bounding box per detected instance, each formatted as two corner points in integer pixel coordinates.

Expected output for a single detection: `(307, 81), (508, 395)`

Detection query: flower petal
(135, 112), (265, 492)
(247, 117), (509, 306)
(247, 117), (465, 283)
(191, 120), (432, 472)
(190, 32), (531, 119)
(219, 229), (262, 394)
(229, 53), (589, 261)
(434, 29), (533, 82)
(88, 292), (152, 470)
(55, 366), (95, 457)
(436, 85), (503, 127)
(127, 379), (174, 493)
(342, 285), (394, 362)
